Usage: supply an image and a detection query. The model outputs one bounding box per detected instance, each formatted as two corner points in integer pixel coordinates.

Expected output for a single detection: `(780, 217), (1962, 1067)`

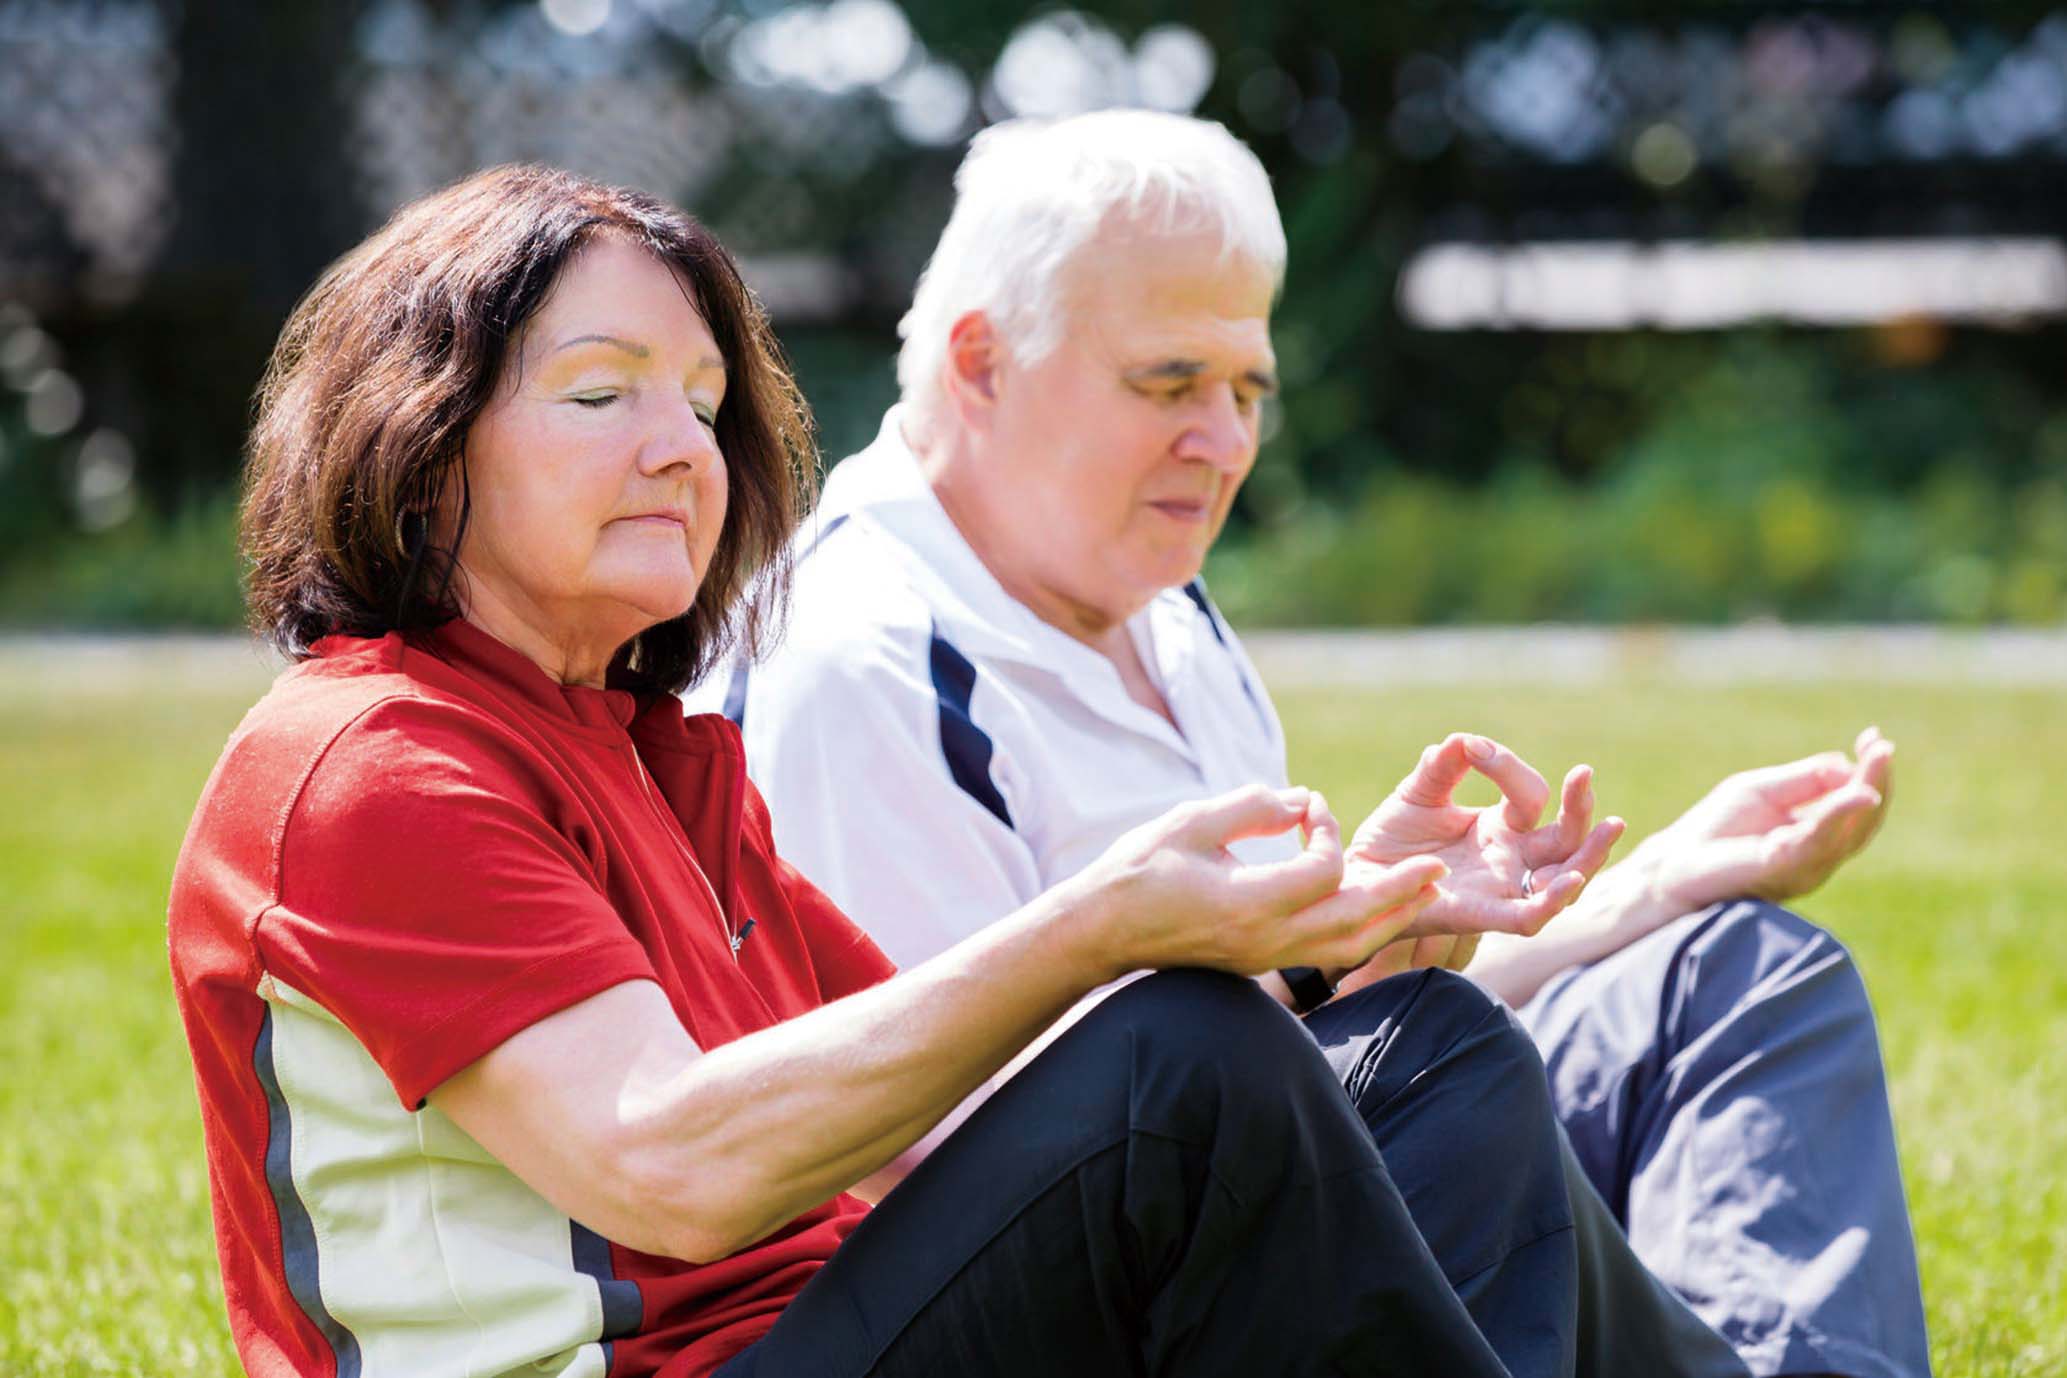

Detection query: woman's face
(453, 236), (729, 679)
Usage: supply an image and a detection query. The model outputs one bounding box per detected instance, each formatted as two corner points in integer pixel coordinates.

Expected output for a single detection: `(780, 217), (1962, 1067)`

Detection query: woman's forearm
(579, 878), (1122, 1260)
(436, 881), (1116, 1262)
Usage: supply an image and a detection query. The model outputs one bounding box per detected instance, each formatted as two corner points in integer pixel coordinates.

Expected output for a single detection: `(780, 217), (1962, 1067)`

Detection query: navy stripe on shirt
(928, 624), (1014, 830)
(721, 513), (852, 731)
(253, 1008), (365, 1378)
(1182, 578), (1268, 732)
(571, 1220), (643, 1351)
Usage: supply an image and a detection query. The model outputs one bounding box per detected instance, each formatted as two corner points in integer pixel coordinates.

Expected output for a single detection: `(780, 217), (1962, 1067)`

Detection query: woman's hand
(1348, 734), (1625, 941)
(1068, 784), (1449, 983)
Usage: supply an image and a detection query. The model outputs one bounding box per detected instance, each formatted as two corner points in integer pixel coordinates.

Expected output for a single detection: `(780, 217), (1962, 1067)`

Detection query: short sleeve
(255, 698), (659, 1108)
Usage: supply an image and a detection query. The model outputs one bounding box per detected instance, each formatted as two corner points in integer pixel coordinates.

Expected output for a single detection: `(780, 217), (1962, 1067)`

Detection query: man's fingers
(1531, 817), (1624, 888)
(1298, 790), (1343, 856)
(1795, 781), (1883, 844)
(1285, 870), (1446, 971)
(1747, 751), (1857, 809)
(1347, 855), (1446, 909)
(1396, 734), (1478, 808)
(1225, 795), (1353, 914)
(1463, 736), (1551, 832)
(1855, 737), (1895, 812)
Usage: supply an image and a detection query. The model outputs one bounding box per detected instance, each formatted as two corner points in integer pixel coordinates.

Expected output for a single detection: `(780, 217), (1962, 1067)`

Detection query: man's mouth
(1147, 498), (1213, 523)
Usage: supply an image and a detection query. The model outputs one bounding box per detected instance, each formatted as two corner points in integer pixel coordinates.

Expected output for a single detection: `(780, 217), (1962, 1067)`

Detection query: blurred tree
(72, 0), (369, 511)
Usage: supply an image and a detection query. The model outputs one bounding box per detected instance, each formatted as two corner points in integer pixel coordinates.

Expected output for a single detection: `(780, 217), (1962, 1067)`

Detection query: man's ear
(942, 310), (1003, 419)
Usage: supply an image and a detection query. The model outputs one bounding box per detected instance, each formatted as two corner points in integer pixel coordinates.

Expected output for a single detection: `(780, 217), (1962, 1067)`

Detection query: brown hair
(242, 163), (811, 694)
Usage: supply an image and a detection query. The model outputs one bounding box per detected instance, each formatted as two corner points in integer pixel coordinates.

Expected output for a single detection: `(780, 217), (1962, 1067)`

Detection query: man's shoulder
(771, 511), (953, 679)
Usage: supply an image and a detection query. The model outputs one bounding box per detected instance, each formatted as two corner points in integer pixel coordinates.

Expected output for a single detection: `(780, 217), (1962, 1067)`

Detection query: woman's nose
(639, 397), (721, 477)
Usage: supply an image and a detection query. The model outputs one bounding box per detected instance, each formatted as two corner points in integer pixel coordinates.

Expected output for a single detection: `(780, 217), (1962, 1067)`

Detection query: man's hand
(1346, 733), (1626, 940)
(1638, 726), (1894, 918)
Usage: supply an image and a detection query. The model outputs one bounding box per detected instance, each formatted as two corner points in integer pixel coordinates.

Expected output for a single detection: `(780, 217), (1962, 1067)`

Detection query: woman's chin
(597, 557), (702, 623)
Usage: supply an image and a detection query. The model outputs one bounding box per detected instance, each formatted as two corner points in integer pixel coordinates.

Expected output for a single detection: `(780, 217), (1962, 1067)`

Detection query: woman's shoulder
(171, 634), (565, 934)
(196, 634), (558, 851)
(230, 634), (512, 772)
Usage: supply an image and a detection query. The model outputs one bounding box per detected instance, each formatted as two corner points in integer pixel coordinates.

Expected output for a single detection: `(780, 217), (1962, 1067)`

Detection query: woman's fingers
(1279, 858), (1448, 970)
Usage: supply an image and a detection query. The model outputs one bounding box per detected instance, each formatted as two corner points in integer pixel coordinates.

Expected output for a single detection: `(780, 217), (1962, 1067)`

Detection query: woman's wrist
(1027, 864), (1138, 990)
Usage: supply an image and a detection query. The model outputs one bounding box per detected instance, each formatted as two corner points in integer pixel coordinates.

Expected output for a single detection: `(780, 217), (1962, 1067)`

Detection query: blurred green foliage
(1205, 328), (2067, 626)
(9, 325), (2067, 629)
(8, 7), (2067, 629)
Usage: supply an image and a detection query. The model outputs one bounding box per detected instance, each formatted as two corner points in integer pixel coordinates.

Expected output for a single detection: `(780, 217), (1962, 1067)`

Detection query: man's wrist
(1576, 836), (1689, 946)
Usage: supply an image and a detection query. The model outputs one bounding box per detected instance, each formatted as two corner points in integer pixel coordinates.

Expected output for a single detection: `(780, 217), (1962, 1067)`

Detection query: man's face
(973, 225), (1276, 632)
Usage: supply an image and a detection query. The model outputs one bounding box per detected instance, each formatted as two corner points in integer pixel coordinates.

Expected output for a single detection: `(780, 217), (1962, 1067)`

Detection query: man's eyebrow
(1124, 359), (1205, 383)
(1124, 359), (1279, 393)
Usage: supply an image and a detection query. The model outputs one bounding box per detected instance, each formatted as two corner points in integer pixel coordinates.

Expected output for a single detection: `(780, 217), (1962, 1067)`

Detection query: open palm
(1646, 727), (1893, 915)
(1347, 733), (1625, 940)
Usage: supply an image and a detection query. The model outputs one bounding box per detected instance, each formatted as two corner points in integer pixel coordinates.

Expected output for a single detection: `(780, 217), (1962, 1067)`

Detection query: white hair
(896, 109), (1286, 417)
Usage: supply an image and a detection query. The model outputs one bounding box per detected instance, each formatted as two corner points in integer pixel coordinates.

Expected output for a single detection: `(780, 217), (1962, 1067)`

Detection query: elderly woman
(170, 166), (1701, 1378)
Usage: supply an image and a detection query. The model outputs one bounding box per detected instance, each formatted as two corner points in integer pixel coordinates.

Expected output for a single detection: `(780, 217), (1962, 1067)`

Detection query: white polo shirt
(686, 407), (1294, 969)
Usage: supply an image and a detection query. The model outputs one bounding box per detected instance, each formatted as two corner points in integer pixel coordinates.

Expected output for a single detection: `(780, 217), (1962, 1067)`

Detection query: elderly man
(696, 111), (1930, 1378)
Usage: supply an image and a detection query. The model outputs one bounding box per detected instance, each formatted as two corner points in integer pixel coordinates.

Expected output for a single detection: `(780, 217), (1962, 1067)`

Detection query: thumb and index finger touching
(1401, 733), (1552, 831)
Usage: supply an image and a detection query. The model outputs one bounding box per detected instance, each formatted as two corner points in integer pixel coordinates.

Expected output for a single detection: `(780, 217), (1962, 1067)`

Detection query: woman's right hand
(1064, 784), (1449, 983)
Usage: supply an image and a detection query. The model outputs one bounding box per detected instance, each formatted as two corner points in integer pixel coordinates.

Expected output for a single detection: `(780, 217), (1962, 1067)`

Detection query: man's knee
(1303, 967), (1560, 1158)
(1670, 900), (1893, 1082)
(1679, 899), (1874, 1031)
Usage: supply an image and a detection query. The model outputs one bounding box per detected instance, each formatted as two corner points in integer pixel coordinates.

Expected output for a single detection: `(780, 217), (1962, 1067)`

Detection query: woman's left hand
(1345, 733), (1625, 940)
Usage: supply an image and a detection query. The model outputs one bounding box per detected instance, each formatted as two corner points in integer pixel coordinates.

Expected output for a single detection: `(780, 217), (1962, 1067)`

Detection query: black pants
(718, 968), (1741, 1378)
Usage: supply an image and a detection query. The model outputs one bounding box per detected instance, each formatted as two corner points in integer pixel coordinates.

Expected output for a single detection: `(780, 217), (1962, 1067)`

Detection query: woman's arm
(431, 786), (1445, 1263)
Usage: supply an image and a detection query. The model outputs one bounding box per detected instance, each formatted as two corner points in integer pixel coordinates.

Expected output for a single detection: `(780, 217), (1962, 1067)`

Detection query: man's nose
(1176, 384), (1256, 473)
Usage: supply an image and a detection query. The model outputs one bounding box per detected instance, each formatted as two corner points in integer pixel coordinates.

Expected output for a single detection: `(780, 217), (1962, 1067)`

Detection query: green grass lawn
(1, 648), (2060, 1375)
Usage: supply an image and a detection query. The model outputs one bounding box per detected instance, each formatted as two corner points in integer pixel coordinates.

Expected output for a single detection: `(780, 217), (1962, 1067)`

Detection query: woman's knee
(1082, 969), (1373, 1165)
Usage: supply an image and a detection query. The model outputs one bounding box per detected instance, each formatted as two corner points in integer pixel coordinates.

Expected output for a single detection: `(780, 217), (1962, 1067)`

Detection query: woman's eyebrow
(550, 335), (727, 373)
(554, 333), (650, 358)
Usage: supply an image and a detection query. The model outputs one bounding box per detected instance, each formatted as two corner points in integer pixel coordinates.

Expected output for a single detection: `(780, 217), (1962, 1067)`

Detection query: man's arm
(1465, 727), (1895, 1008)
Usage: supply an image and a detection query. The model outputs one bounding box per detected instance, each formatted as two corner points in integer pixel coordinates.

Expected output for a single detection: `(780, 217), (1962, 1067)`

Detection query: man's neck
(906, 412), (1178, 730)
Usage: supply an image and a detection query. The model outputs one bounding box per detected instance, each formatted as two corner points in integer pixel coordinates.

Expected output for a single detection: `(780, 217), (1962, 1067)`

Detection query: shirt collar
(416, 617), (641, 735)
(819, 407), (1212, 751)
